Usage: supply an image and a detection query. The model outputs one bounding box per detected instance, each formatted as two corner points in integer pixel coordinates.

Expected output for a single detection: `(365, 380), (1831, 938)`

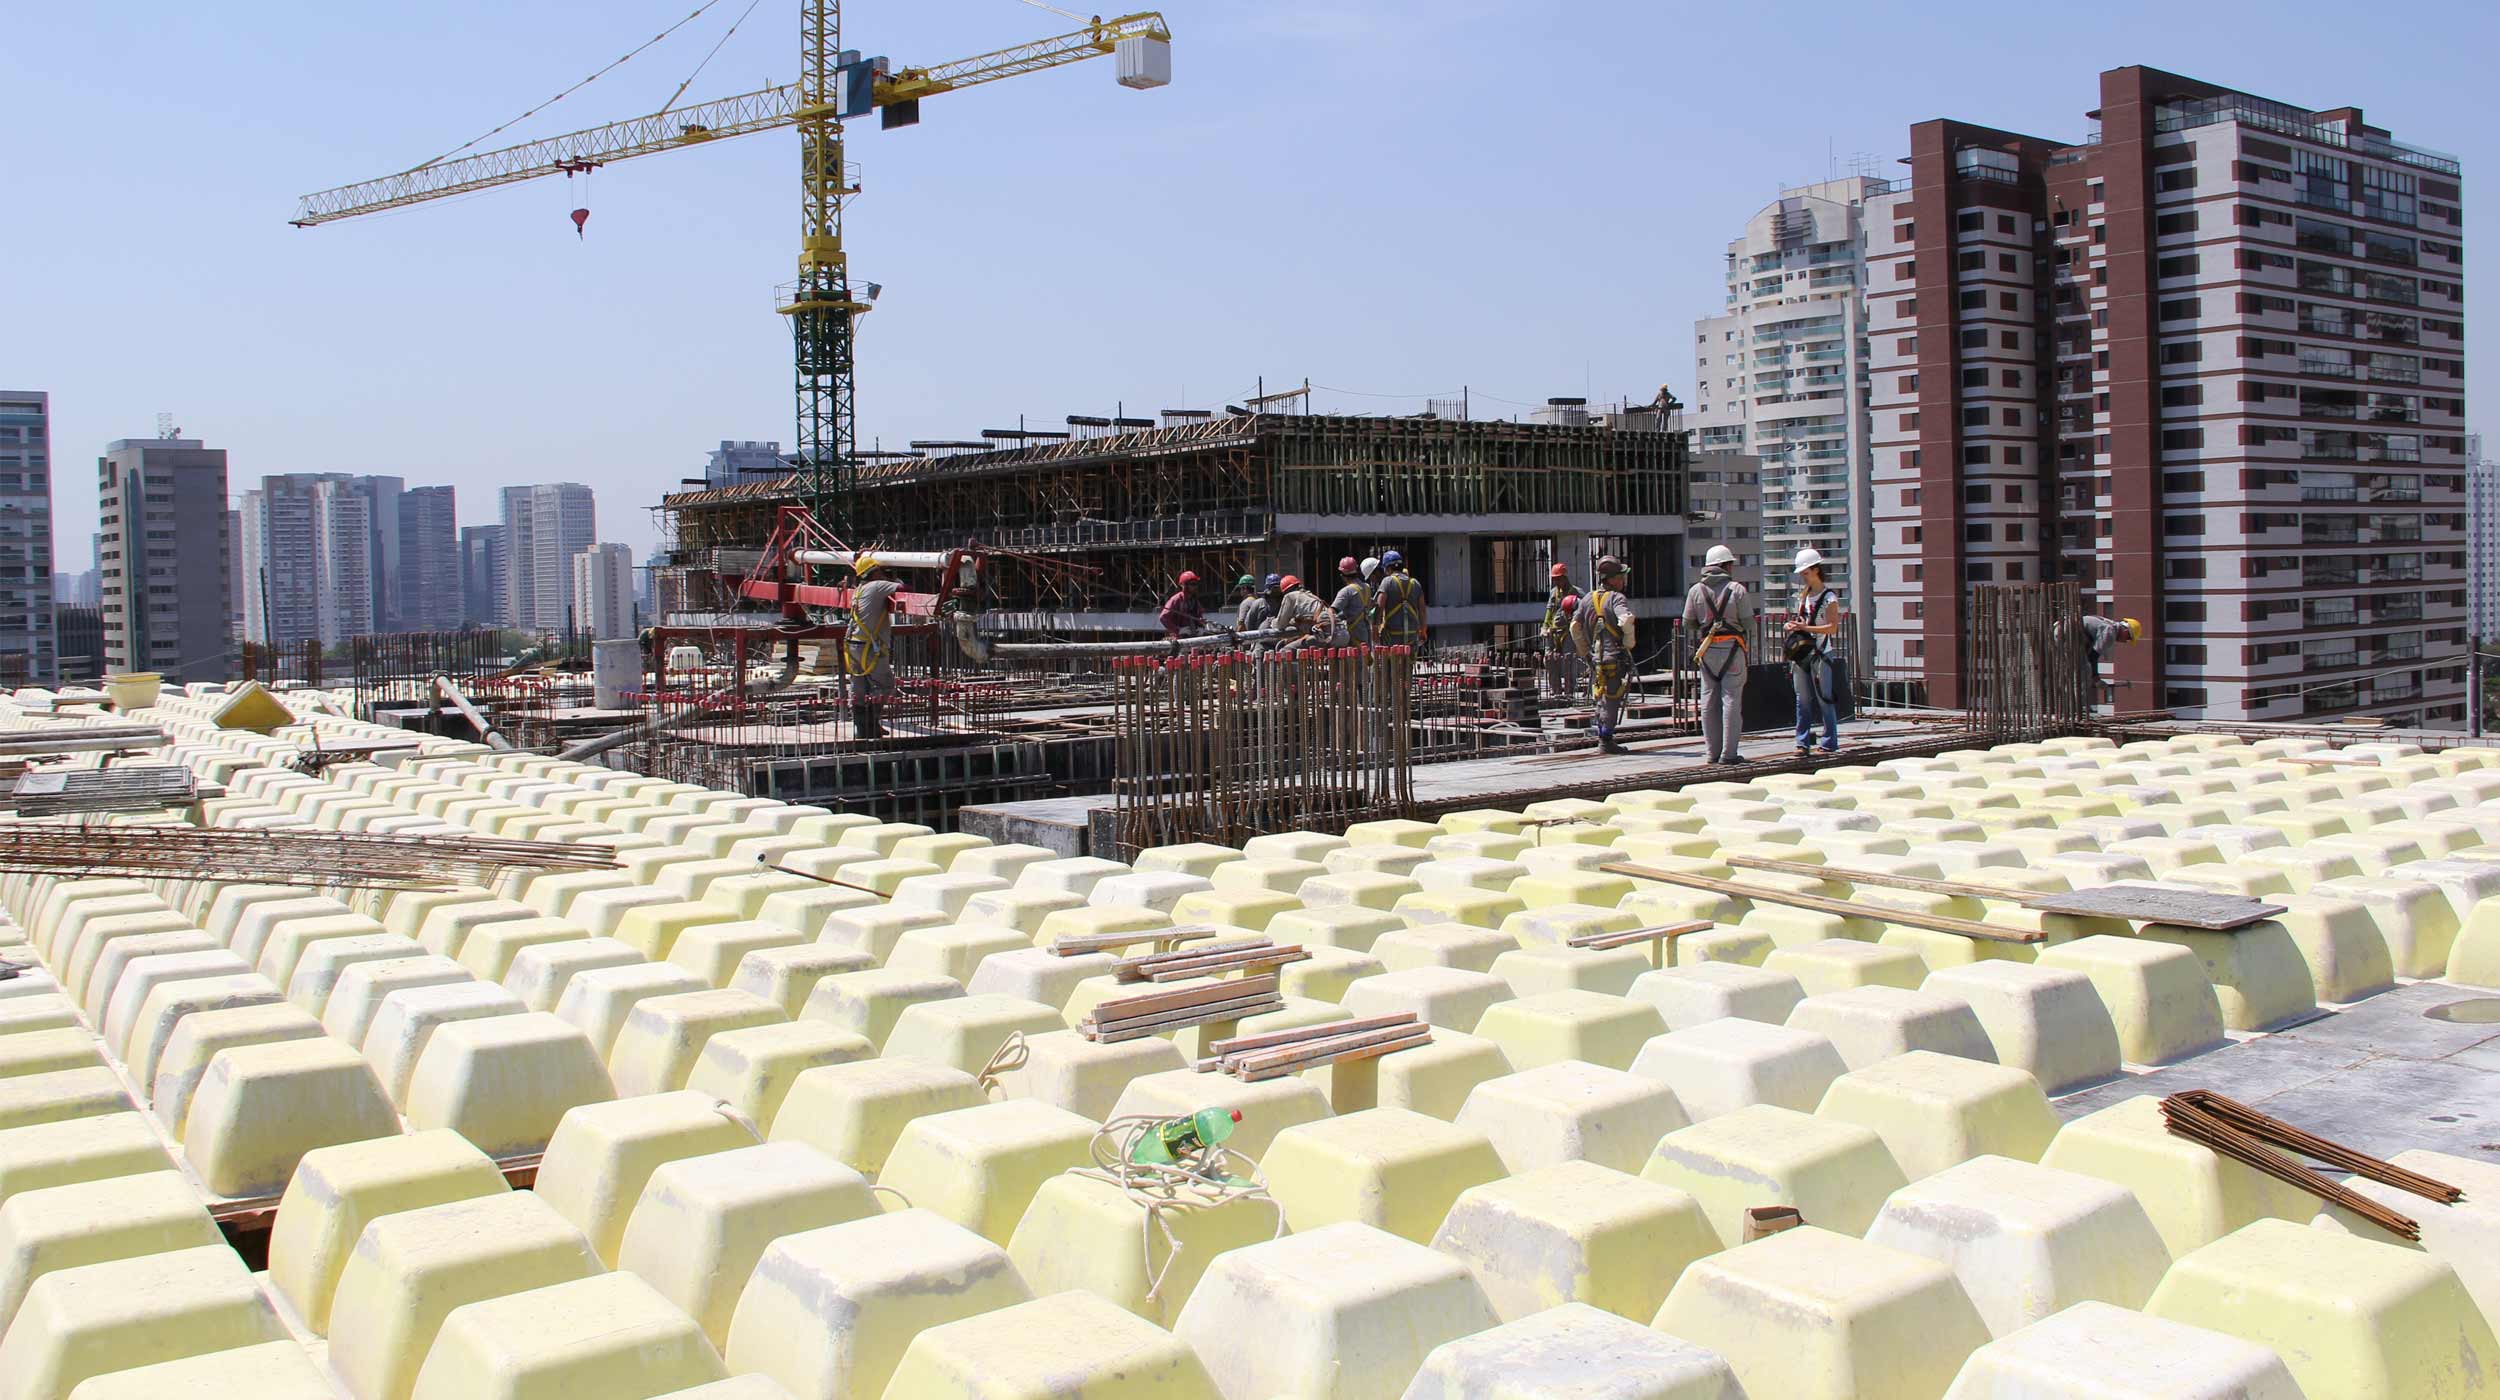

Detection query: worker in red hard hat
(1541, 562), (1579, 697)
(1329, 555), (1372, 646)
(1161, 569), (1206, 640)
(1274, 573), (1326, 648)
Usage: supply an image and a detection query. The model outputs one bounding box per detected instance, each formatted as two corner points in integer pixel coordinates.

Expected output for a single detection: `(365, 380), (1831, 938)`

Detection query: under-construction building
(654, 409), (1692, 645)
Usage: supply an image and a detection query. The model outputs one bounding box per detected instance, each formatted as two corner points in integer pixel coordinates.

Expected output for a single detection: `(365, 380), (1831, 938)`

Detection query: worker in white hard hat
(1783, 546), (1846, 755)
(1681, 543), (1753, 764)
(844, 554), (902, 741)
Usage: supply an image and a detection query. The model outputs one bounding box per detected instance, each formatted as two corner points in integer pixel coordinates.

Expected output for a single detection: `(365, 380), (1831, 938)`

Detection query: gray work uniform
(1236, 593), (1274, 632)
(1275, 588), (1324, 647)
(1330, 580), (1372, 645)
(844, 578), (901, 700)
(1681, 568), (1753, 764)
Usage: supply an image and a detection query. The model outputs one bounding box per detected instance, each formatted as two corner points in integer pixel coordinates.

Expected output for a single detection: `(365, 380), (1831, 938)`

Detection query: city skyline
(6, 2), (2487, 567)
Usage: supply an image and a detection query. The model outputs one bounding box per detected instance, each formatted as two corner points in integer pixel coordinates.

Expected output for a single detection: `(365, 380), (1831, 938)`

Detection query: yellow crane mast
(294, 2), (1172, 532)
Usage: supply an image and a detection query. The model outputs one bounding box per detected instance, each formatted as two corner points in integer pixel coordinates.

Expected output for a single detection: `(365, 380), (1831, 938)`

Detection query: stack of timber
(1081, 974), (1285, 1043)
(1113, 938), (1310, 983)
(1194, 1013), (1433, 1082)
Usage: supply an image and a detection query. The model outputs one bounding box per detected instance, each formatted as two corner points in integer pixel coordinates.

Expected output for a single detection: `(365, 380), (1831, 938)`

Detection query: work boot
(852, 704), (883, 742)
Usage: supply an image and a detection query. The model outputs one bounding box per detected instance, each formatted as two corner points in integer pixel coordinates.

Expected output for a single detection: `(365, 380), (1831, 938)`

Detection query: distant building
(2470, 434), (2499, 641)
(55, 605), (102, 685)
(570, 542), (636, 640)
(500, 483), (597, 634)
(397, 485), (461, 631)
(1686, 451), (1768, 598)
(0, 391), (59, 685)
(1690, 178), (1885, 658)
(226, 508), (245, 641)
(703, 440), (787, 489)
(241, 475), (375, 645)
(99, 435), (231, 683)
(460, 524), (508, 627)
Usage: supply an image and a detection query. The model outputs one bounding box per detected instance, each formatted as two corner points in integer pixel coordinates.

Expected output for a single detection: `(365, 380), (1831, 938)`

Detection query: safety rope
(1068, 1115), (1285, 1302)
(976, 1029), (1030, 1099)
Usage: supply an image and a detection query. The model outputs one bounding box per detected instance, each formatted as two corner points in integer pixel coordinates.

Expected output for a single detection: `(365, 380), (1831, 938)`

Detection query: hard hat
(1381, 550), (1404, 568)
(1263, 573), (1281, 590)
(1549, 563), (1570, 579)
(1280, 574), (1302, 591)
(1338, 556), (1360, 574)
(1178, 570), (1200, 587)
(1360, 556), (1381, 579)
(1236, 574), (1256, 590)
(852, 553), (880, 574)
(1597, 553), (1628, 576)
(2121, 617), (2143, 639)
(1791, 547), (1824, 575)
(1561, 594), (1580, 612)
(1704, 544), (1737, 567)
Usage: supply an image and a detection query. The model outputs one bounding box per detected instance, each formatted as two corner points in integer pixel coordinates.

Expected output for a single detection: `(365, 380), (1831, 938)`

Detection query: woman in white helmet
(1783, 547), (1846, 754)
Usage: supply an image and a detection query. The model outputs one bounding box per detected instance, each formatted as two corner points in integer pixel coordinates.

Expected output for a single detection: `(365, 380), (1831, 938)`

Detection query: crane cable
(661, 0), (765, 114)
(401, 0), (732, 176)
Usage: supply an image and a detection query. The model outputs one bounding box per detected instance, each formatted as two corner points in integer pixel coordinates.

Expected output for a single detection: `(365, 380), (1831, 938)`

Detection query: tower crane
(293, 2), (1172, 536)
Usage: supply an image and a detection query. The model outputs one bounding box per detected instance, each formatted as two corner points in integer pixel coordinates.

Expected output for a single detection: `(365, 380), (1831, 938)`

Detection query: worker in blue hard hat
(1373, 549), (1427, 650)
(1237, 572), (1279, 634)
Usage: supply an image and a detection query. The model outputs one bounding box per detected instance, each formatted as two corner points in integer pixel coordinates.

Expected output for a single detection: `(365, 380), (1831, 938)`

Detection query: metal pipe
(790, 548), (953, 570)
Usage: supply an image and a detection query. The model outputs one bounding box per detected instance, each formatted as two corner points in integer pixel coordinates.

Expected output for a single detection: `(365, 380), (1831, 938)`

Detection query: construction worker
(1360, 555), (1382, 585)
(1374, 550), (1427, 649)
(1541, 562), (1577, 695)
(1275, 574), (1325, 646)
(2077, 613), (2141, 707)
(1681, 543), (1753, 764)
(1784, 547), (1845, 755)
(1573, 558), (1638, 753)
(1161, 571), (1206, 640)
(1237, 574), (1278, 633)
(1329, 556), (1372, 645)
(844, 553), (901, 741)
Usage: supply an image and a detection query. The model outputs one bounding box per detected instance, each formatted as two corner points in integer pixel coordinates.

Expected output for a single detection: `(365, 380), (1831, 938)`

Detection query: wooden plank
(1567, 919), (1716, 951)
(1723, 854), (2038, 904)
(1237, 1025), (1433, 1081)
(1201, 1013), (1418, 1063)
(1111, 937), (1274, 978)
(1091, 973), (1279, 1022)
(1047, 926), (1220, 956)
(1138, 947), (1311, 983)
(1601, 861), (2044, 945)
(1084, 990), (1285, 1043)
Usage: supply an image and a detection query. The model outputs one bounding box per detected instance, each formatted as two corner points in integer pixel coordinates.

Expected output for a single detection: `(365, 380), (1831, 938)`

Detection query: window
(1966, 563), (1995, 582)
(1999, 369), (2024, 388)
(2158, 254), (2200, 278)
(1895, 223), (1915, 242)
(1965, 523), (1993, 543)
(2159, 297), (2201, 321)
(1962, 367), (1988, 387)
(2162, 428), (2205, 450)
(1963, 445), (1991, 465)
(1898, 336), (1918, 355)
(2089, 181), (2104, 202)
(1998, 215), (2016, 235)
(2000, 330), (2021, 350)
(2156, 211), (2199, 236)
(1957, 251), (1985, 272)
(2158, 167), (2197, 192)
(1961, 329), (1988, 350)
(1998, 292), (2019, 312)
(1897, 374), (1919, 393)
(1962, 406), (1988, 427)
(2165, 513), (2204, 535)
(1903, 488), (1922, 506)
(2167, 557), (2207, 580)
(1895, 261), (1916, 281)
(1959, 289), (1986, 310)
(2160, 342), (2203, 365)
(1901, 413), (1920, 431)
(1904, 526), (1924, 544)
(2167, 601), (2208, 622)
(1964, 484), (1993, 503)
(2001, 409), (2020, 427)
(1997, 253), (2018, 273)
(1957, 211), (1985, 232)
(2162, 385), (2204, 408)
(2165, 644), (2208, 665)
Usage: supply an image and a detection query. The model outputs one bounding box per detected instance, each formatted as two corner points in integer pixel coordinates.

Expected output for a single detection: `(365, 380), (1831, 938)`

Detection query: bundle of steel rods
(0, 824), (618, 889)
(2160, 1089), (2463, 1241)
(1968, 581), (2092, 742)
(1194, 1013), (1432, 1081)
(1109, 645), (1415, 855)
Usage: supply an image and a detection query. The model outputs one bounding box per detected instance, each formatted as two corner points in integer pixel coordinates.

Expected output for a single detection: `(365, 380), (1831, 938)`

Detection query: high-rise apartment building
(1691, 179), (1883, 653)
(460, 525), (508, 627)
(500, 483), (597, 633)
(703, 440), (787, 489)
(0, 392), (59, 684)
(1864, 66), (2467, 725)
(1685, 451), (1767, 597)
(2468, 434), (2499, 641)
(99, 436), (231, 683)
(241, 475), (375, 645)
(570, 542), (636, 640)
(397, 486), (461, 631)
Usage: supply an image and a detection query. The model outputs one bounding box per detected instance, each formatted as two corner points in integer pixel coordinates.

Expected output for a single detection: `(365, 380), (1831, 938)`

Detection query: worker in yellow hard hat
(2080, 613), (2139, 663)
(845, 554), (900, 741)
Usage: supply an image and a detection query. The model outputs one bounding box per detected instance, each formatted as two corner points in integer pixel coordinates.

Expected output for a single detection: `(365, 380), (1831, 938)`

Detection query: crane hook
(571, 207), (590, 239)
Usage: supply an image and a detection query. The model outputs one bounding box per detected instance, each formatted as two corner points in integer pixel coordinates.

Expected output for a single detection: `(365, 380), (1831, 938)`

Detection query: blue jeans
(1793, 656), (1841, 751)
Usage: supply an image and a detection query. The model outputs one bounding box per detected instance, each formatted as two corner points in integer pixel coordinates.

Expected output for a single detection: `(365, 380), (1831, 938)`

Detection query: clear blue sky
(5, 0), (2491, 563)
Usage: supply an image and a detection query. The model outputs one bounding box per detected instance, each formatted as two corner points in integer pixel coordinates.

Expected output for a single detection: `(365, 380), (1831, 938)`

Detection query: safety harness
(1378, 572), (1424, 642)
(1696, 580), (1745, 681)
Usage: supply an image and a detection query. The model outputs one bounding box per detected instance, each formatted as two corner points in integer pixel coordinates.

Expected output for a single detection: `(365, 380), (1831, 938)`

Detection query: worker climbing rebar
(844, 553), (901, 741)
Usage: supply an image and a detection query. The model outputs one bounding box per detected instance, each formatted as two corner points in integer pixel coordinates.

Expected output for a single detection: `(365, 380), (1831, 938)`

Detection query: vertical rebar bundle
(1968, 581), (2092, 742)
(1112, 645), (1414, 854)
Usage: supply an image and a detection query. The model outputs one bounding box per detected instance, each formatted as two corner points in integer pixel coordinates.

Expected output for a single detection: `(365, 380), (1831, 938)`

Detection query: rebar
(1968, 581), (2093, 743)
(2160, 1089), (2462, 1241)
(1110, 644), (1415, 856)
(0, 824), (617, 890)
